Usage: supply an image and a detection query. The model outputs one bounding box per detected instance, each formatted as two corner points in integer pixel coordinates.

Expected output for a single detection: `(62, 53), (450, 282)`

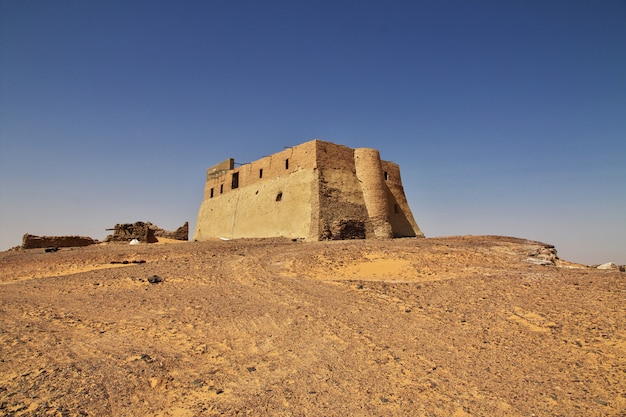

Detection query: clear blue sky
(1, 0), (624, 264)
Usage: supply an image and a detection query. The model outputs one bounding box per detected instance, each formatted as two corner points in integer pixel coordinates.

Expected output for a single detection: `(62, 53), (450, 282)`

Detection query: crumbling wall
(105, 221), (188, 243)
(22, 234), (96, 249)
(154, 222), (189, 241)
(315, 141), (370, 240)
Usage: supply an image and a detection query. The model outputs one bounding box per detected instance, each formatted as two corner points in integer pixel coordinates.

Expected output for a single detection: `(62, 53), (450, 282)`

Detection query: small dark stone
(140, 354), (153, 363)
(216, 389), (224, 394)
(246, 366), (256, 372)
(122, 260), (129, 264)
(380, 397), (389, 403)
(148, 275), (163, 284)
(45, 247), (58, 253)
(132, 260), (146, 264)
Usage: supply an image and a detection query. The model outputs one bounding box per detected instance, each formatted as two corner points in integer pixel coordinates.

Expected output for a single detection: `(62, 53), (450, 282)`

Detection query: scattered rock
(111, 259), (146, 264)
(597, 262), (617, 270)
(525, 257), (554, 266)
(526, 245), (558, 266)
(147, 275), (163, 284)
(45, 247), (59, 253)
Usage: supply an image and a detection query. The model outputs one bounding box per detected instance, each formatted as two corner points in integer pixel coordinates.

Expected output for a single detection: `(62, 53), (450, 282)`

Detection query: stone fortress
(194, 139), (424, 241)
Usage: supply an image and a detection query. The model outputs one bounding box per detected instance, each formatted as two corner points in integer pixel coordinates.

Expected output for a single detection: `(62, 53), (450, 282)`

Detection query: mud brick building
(195, 139), (424, 241)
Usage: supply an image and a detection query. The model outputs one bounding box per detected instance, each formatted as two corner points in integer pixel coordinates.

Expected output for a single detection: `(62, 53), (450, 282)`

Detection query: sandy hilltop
(0, 235), (624, 416)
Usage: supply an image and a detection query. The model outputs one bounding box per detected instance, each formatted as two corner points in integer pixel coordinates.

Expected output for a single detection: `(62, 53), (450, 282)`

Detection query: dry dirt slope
(0, 236), (624, 416)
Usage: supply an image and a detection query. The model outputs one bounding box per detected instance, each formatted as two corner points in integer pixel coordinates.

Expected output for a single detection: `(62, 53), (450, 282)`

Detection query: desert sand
(0, 236), (624, 416)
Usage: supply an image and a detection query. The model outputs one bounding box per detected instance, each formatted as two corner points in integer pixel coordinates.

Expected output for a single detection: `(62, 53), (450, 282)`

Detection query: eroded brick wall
(22, 234), (96, 249)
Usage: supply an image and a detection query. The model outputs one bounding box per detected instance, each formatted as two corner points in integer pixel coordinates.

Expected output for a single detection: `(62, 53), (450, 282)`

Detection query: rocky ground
(0, 236), (624, 416)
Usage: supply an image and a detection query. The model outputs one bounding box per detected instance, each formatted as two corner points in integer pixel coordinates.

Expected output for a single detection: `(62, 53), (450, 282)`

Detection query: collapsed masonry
(22, 234), (96, 249)
(195, 139), (424, 241)
(104, 221), (189, 243)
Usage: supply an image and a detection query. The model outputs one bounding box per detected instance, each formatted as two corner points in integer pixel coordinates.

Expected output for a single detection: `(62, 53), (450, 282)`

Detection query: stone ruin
(22, 234), (97, 249)
(104, 221), (189, 243)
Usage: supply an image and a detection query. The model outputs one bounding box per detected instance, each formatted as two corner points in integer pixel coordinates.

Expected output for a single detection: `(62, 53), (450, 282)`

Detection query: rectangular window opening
(231, 172), (239, 189)
(259, 168), (263, 178)
(210, 188), (214, 198)
(384, 171), (388, 181)
(220, 184), (223, 194)
(285, 158), (289, 169)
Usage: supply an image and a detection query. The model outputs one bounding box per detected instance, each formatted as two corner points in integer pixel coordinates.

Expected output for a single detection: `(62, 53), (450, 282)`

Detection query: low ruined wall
(154, 222), (189, 241)
(105, 221), (188, 243)
(105, 222), (158, 243)
(22, 234), (96, 249)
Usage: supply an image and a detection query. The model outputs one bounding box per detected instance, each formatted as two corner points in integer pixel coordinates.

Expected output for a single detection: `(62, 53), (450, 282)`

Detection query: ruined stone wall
(153, 222), (189, 241)
(105, 222), (158, 243)
(22, 234), (96, 249)
(105, 222), (189, 243)
(315, 141), (370, 239)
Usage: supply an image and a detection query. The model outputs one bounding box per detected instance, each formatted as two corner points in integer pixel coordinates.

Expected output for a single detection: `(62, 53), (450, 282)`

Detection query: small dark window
(384, 171), (388, 181)
(231, 172), (239, 189)
(259, 168), (263, 178)
(276, 192), (283, 201)
(220, 184), (223, 194)
(210, 188), (214, 198)
(394, 204), (399, 214)
(285, 159), (289, 169)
